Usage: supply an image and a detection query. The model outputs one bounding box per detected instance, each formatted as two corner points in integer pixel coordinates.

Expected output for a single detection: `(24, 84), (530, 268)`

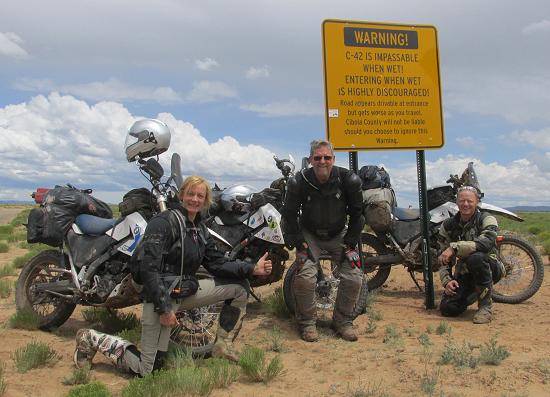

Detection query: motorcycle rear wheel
(492, 235), (544, 304)
(283, 256), (370, 321)
(15, 249), (77, 330)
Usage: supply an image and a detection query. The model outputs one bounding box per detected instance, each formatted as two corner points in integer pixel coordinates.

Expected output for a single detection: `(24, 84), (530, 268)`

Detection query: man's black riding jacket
(281, 165), (363, 249)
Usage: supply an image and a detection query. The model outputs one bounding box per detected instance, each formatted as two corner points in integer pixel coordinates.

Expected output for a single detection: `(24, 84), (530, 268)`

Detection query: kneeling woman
(73, 175), (272, 376)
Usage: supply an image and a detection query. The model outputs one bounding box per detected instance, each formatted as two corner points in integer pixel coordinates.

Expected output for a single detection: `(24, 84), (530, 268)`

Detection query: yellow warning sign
(322, 20), (444, 151)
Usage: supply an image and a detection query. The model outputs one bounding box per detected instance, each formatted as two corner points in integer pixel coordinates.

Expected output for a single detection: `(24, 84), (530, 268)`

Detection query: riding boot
(211, 304), (245, 362)
(472, 285), (493, 324)
(74, 328), (133, 369)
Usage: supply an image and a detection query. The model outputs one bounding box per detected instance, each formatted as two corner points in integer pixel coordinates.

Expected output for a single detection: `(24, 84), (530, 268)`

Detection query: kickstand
(249, 287), (262, 302)
(408, 270), (424, 292)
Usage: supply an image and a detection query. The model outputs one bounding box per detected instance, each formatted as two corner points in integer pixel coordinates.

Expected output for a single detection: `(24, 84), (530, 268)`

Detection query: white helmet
(125, 119), (171, 162)
(220, 184), (257, 213)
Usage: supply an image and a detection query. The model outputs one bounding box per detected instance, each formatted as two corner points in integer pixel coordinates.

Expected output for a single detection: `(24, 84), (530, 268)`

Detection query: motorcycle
(16, 153), (188, 330)
(360, 162), (544, 304)
(169, 155), (295, 353)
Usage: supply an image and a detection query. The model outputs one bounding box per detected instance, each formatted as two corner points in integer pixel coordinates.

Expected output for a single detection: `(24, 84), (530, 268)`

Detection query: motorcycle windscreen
(66, 229), (115, 269)
(461, 162), (482, 193)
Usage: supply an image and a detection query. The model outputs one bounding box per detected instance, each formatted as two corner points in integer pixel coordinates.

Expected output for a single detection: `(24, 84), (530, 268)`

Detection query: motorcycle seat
(393, 207), (420, 221)
(75, 214), (119, 236)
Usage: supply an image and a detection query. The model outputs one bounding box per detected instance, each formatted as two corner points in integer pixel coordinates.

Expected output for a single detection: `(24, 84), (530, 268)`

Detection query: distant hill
(0, 200), (34, 205)
(506, 206), (550, 212)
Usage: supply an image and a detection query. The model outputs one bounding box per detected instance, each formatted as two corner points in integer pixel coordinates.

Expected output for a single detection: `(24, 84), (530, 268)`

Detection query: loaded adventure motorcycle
(360, 162), (544, 304)
(170, 156), (295, 353)
(16, 119), (187, 332)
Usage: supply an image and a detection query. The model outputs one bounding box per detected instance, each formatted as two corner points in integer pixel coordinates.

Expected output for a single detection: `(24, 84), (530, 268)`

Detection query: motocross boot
(74, 328), (133, 368)
(472, 285), (493, 324)
(211, 304), (245, 362)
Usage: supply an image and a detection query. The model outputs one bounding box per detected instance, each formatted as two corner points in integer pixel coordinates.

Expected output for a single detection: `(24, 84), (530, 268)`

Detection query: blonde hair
(178, 175), (213, 210)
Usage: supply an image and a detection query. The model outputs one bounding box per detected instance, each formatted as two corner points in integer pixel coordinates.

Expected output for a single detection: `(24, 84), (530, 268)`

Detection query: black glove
(344, 247), (361, 269)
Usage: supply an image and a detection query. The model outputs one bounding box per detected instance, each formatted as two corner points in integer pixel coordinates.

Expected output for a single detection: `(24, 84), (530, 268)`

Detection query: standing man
(437, 186), (505, 324)
(282, 139), (364, 342)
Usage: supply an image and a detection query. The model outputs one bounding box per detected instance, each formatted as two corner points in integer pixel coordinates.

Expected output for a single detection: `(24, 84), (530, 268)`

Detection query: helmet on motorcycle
(220, 184), (257, 214)
(125, 119), (171, 162)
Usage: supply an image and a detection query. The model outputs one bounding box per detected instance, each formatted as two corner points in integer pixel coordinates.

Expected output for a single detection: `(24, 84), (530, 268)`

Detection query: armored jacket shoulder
(342, 169), (362, 192)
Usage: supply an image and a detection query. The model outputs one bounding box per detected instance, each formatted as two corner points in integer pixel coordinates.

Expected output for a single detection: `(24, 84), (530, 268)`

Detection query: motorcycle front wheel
(170, 301), (223, 356)
(15, 249), (77, 330)
(492, 235), (544, 304)
(282, 256), (370, 321)
(361, 232), (393, 291)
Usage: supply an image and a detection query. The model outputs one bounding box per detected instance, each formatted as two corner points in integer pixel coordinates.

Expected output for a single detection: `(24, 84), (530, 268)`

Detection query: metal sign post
(416, 150), (435, 308)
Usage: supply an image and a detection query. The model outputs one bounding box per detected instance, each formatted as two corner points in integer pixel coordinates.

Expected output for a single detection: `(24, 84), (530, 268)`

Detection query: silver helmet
(125, 118), (171, 162)
(220, 184), (257, 214)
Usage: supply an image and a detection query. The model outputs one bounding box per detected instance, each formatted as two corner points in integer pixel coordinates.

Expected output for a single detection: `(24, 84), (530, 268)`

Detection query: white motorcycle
(361, 162), (544, 304)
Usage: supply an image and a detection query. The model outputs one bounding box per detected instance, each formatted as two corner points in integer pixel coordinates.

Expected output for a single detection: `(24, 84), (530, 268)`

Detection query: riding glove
(344, 247), (361, 269)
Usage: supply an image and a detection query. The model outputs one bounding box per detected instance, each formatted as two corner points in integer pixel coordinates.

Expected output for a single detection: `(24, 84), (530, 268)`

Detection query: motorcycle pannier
(27, 207), (64, 246)
(119, 188), (154, 220)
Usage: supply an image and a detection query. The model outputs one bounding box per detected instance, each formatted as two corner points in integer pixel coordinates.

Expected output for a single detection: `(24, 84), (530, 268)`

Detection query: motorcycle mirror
(288, 154), (296, 170)
(301, 156), (310, 170)
(171, 153), (184, 191)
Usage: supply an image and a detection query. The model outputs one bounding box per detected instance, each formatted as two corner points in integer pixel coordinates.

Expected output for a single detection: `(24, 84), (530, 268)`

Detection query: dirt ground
(1, 207), (549, 397)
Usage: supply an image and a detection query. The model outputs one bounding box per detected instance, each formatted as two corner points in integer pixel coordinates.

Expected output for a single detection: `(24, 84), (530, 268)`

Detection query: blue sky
(1, 0), (549, 207)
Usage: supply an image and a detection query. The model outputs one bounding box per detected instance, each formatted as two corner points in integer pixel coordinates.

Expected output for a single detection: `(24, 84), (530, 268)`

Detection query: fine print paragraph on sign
(323, 21), (444, 150)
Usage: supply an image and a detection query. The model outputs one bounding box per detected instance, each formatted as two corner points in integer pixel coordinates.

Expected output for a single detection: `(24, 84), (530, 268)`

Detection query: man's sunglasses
(312, 155), (333, 161)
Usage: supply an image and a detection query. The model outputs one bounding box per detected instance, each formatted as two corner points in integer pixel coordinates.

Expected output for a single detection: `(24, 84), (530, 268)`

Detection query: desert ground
(0, 206), (549, 397)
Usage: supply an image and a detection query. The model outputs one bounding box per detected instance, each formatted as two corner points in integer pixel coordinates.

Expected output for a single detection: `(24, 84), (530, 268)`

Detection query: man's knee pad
(219, 304), (241, 333)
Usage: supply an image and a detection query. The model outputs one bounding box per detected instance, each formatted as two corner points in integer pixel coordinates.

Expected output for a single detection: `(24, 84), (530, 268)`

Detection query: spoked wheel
(283, 256), (369, 322)
(15, 250), (76, 330)
(170, 302), (223, 355)
(492, 235), (544, 304)
(361, 232), (393, 291)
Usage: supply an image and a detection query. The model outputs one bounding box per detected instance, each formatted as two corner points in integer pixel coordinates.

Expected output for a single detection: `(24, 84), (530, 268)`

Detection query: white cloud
(245, 65), (270, 80)
(0, 93), (278, 202)
(240, 99), (322, 117)
(13, 78), (182, 104)
(185, 80), (238, 103)
(522, 19), (550, 35)
(509, 127), (550, 150)
(445, 71), (550, 123)
(389, 155), (550, 207)
(455, 136), (481, 150)
(0, 32), (30, 59)
(195, 57), (219, 71)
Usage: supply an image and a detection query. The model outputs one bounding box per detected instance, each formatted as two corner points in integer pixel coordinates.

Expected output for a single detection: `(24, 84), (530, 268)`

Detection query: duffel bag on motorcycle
(363, 187), (396, 233)
(27, 184), (113, 246)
